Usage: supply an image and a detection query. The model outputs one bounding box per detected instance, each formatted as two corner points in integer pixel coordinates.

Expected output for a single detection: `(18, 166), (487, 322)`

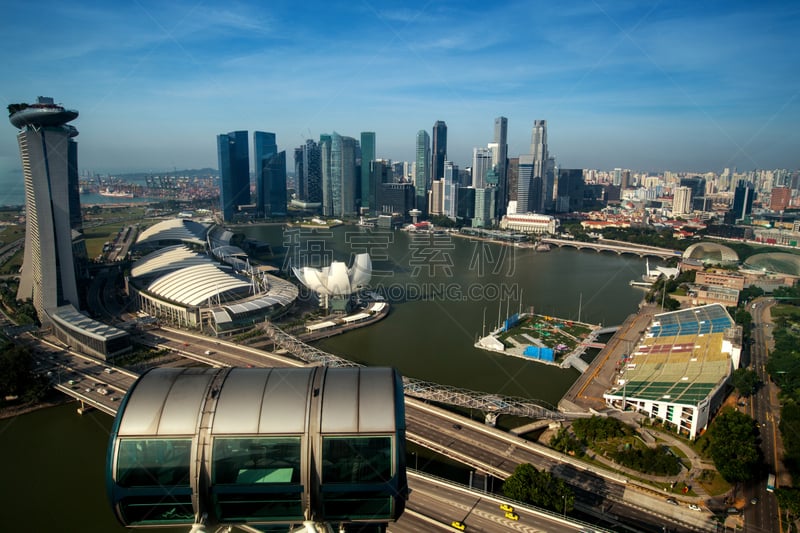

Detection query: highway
(744, 298), (781, 533)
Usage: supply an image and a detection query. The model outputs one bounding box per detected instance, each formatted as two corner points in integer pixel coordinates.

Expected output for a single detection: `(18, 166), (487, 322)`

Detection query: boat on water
(99, 188), (134, 198)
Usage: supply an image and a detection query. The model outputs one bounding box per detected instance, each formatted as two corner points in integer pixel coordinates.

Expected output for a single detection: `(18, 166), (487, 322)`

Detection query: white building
(499, 213), (558, 234)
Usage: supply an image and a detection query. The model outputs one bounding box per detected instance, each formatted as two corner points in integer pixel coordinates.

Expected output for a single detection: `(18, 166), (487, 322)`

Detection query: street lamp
(563, 494), (567, 518)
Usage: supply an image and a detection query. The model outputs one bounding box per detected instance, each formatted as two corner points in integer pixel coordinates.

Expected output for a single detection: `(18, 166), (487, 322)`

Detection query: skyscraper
(295, 139), (322, 204)
(324, 132), (358, 218)
(254, 131), (278, 216)
(516, 155), (535, 214)
(728, 181), (755, 223)
(555, 168), (585, 213)
(431, 121), (447, 183)
(360, 132), (376, 211)
(415, 130), (431, 213)
(493, 116), (508, 216)
(217, 131), (250, 221)
(471, 147), (493, 189)
(530, 120), (552, 212)
(9, 97), (82, 323)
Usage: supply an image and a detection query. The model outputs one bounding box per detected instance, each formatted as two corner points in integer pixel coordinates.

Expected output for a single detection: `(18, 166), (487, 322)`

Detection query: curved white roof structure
(147, 264), (252, 306)
(130, 245), (212, 279)
(136, 218), (209, 247)
(683, 242), (739, 265)
(293, 253), (372, 296)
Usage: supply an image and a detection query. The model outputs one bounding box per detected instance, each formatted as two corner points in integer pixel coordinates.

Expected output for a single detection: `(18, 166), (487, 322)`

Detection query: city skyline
(2, 1), (799, 181)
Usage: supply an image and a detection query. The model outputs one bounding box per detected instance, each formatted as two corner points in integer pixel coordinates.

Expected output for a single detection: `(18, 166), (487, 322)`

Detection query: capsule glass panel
(115, 438), (193, 525)
(321, 436), (395, 520)
(117, 438), (192, 487)
(211, 436), (303, 522)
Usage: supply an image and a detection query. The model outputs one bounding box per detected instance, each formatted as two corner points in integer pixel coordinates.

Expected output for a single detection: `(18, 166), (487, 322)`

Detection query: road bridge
(541, 237), (683, 260)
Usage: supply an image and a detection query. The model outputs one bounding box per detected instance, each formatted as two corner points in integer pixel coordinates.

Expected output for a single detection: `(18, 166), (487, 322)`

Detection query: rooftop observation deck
(9, 103), (78, 129)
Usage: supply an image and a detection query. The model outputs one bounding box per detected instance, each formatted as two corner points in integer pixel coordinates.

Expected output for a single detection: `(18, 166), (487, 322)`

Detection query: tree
(731, 368), (760, 397)
(706, 408), (761, 482)
(502, 463), (574, 513)
(0, 345), (49, 402)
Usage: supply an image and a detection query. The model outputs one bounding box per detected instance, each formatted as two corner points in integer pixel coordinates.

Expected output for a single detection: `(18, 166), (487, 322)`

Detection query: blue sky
(1, 0), (799, 176)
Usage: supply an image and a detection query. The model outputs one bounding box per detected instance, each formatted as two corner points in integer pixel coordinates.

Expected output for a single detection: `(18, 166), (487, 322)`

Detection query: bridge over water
(540, 237), (683, 260)
(262, 322), (565, 421)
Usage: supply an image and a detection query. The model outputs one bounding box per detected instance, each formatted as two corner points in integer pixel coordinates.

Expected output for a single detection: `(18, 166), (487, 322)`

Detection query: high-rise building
(493, 116), (508, 217)
(431, 121), (447, 183)
(9, 97), (83, 323)
(360, 132), (376, 211)
(680, 176), (707, 212)
(506, 157), (519, 208)
(294, 139), (322, 204)
(259, 149), (287, 217)
(415, 130), (431, 213)
(443, 161), (459, 219)
(217, 130), (250, 221)
(378, 182), (415, 216)
(530, 120), (552, 212)
(320, 134), (333, 215)
(673, 186), (693, 217)
(325, 132), (358, 218)
(728, 181), (755, 223)
(471, 147), (493, 189)
(254, 132), (282, 217)
(555, 168), (585, 213)
(516, 155), (535, 214)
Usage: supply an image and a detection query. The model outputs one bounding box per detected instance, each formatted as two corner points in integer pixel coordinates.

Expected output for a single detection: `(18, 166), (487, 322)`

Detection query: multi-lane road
(745, 298), (782, 533)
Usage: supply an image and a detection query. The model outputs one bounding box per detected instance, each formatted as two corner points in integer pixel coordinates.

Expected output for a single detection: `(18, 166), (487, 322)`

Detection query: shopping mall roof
(136, 218), (209, 247)
(146, 263), (252, 307)
(130, 245), (212, 279)
(606, 304), (735, 405)
(50, 305), (129, 342)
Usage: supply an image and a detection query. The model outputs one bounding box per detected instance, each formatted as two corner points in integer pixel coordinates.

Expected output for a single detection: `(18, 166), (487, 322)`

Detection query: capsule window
(116, 438), (191, 488)
(211, 436), (303, 522)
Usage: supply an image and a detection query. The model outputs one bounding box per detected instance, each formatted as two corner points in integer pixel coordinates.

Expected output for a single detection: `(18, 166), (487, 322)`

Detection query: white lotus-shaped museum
(292, 253), (372, 296)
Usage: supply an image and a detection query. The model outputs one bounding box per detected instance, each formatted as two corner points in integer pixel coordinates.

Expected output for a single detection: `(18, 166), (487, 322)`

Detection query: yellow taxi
(499, 503), (514, 512)
(450, 521), (466, 531)
(505, 511), (519, 521)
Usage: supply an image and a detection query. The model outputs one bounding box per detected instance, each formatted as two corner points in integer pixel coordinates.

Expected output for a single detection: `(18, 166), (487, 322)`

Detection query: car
(204, 350), (213, 355)
(450, 521), (466, 531)
(504, 512), (519, 521)
(452, 423), (462, 430)
(499, 504), (514, 513)
(688, 504), (701, 511)
(103, 368), (113, 374)
(751, 497), (759, 505)
(727, 507), (740, 514)
(666, 498), (678, 506)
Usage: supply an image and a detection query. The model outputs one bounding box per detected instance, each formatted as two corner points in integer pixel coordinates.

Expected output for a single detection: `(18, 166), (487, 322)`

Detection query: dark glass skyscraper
(728, 181), (755, 223)
(555, 168), (585, 213)
(295, 139), (322, 204)
(217, 131), (250, 221)
(9, 97), (82, 323)
(254, 131), (278, 216)
(360, 132), (376, 211)
(431, 121), (447, 183)
(493, 117), (508, 217)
